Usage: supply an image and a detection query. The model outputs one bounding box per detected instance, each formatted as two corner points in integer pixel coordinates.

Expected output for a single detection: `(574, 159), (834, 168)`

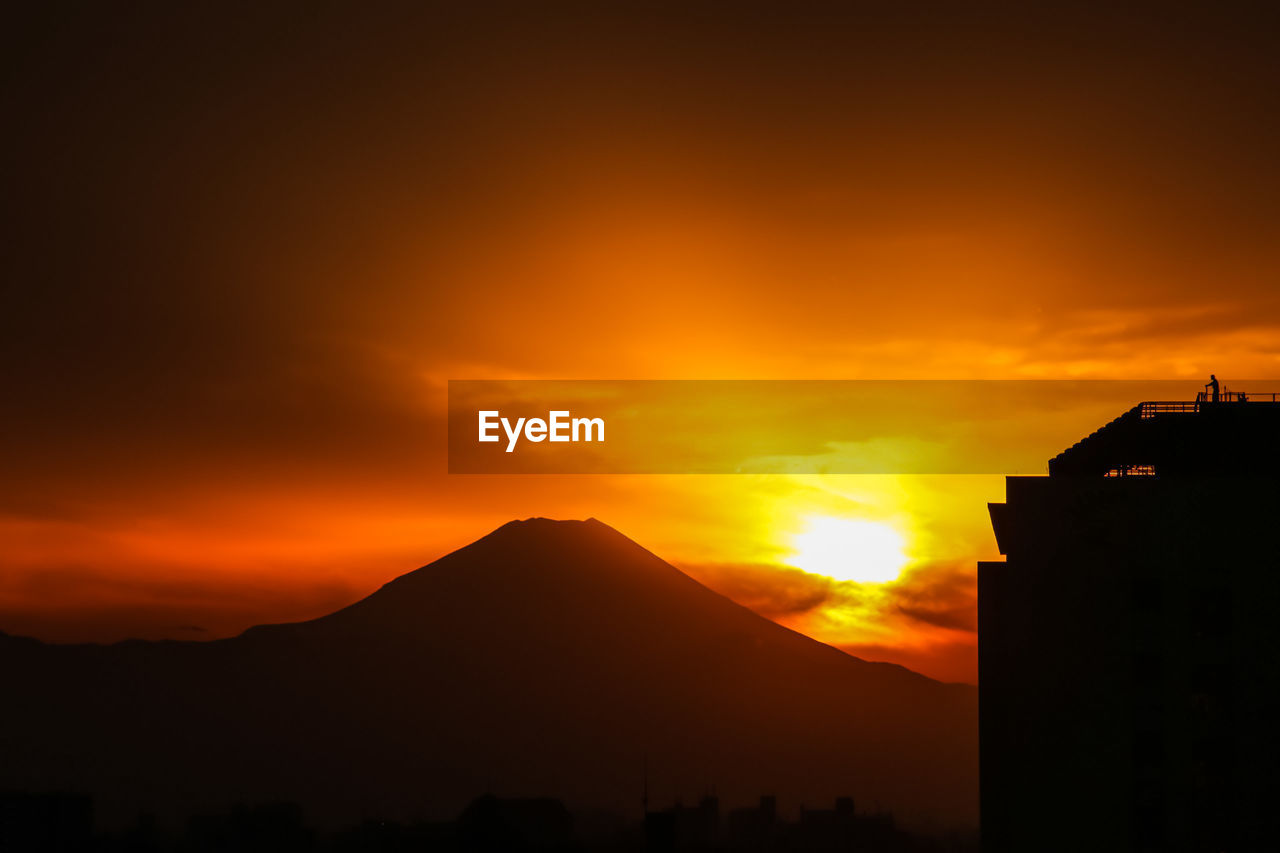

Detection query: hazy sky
(4, 2), (1279, 682)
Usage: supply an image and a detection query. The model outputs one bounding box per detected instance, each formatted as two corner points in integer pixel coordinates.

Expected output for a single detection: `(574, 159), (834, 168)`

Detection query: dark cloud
(681, 562), (834, 618)
(892, 562), (978, 633)
(0, 560), (361, 644)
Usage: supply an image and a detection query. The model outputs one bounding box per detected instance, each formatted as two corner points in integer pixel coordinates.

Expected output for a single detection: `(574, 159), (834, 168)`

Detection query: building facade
(979, 399), (1280, 852)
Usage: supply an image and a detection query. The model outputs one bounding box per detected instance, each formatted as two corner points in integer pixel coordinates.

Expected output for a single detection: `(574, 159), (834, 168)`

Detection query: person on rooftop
(1205, 374), (1220, 403)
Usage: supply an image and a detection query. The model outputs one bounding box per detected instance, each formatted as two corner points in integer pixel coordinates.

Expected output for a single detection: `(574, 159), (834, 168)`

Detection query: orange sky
(4, 3), (1280, 683)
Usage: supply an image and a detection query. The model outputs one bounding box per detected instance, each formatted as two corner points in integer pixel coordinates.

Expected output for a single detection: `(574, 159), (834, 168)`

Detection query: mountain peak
(488, 516), (612, 536)
(2, 516), (979, 831)
(450, 516), (647, 571)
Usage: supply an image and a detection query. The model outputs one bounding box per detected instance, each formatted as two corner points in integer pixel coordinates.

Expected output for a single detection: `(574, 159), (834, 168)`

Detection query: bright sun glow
(788, 516), (909, 583)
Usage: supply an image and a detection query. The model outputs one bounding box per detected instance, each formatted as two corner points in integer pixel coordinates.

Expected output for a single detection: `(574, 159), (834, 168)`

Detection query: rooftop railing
(1140, 401), (1200, 418)
(1139, 391), (1280, 418)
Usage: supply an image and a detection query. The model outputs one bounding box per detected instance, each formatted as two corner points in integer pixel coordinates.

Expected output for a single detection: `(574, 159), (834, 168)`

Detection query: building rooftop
(1048, 392), (1280, 477)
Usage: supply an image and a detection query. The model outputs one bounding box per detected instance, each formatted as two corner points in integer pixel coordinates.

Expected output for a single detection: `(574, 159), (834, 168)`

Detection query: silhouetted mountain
(0, 519), (976, 834)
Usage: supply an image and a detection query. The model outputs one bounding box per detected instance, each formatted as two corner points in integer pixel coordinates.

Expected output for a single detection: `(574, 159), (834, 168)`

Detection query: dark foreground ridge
(1, 518), (977, 848)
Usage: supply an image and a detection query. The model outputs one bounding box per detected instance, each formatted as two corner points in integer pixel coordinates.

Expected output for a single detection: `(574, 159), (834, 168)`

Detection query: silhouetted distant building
(644, 795), (718, 851)
(330, 817), (457, 852)
(183, 802), (312, 853)
(790, 797), (857, 850)
(980, 395), (1280, 852)
(0, 791), (92, 853)
(457, 795), (573, 851)
(726, 795), (776, 848)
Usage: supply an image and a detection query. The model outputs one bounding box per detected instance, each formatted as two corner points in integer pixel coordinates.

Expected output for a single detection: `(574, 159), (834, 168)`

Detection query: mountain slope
(0, 518), (976, 831)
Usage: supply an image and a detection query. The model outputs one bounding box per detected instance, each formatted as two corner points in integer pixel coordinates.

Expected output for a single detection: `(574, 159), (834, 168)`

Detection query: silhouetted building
(0, 791), (92, 853)
(980, 397), (1280, 852)
(644, 795), (718, 851)
(182, 802), (312, 853)
(791, 797), (857, 851)
(330, 817), (457, 852)
(726, 795), (776, 848)
(456, 795), (573, 851)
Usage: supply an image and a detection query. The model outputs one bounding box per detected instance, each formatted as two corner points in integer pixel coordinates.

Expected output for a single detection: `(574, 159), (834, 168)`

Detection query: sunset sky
(4, 3), (1280, 683)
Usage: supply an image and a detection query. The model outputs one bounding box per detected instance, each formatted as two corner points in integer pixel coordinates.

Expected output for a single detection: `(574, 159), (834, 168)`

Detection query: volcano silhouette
(0, 518), (976, 831)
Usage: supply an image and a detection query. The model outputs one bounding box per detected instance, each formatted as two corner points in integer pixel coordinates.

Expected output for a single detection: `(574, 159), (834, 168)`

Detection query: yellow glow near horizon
(788, 516), (910, 584)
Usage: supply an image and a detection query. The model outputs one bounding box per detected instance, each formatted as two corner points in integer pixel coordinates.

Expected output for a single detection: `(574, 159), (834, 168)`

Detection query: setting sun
(788, 516), (910, 584)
